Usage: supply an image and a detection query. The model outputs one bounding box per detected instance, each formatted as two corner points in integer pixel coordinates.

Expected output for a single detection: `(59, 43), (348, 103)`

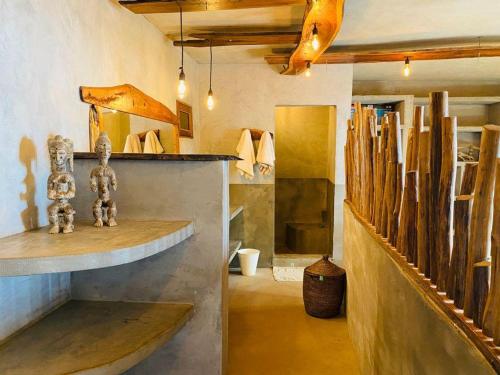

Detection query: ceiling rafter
(119, 0), (305, 13)
(172, 31), (301, 47)
(265, 45), (500, 65)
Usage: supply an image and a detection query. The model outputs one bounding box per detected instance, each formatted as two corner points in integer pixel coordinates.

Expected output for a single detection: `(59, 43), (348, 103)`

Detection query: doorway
(274, 106), (336, 259)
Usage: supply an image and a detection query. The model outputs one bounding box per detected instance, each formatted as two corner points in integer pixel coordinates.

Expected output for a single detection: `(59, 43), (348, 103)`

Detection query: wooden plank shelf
(230, 205), (244, 221)
(229, 240), (242, 265)
(0, 300), (193, 375)
(0, 220), (194, 276)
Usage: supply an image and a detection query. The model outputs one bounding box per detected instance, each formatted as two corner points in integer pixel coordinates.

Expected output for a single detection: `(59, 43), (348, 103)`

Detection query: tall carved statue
(91, 132), (118, 227)
(47, 135), (76, 234)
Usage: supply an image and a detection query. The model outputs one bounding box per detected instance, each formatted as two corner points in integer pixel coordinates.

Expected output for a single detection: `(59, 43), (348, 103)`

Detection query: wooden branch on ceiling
(173, 31), (301, 47)
(266, 45), (500, 65)
(80, 84), (178, 125)
(119, 0), (304, 13)
(281, 0), (345, 75)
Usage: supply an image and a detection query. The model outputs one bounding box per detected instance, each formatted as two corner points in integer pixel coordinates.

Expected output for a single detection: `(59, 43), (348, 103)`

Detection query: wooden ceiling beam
(282, 0), (345, 75)
(265, 45), (500, 65)
(119, 0), (305, 14)
(173, 31), (301, 47)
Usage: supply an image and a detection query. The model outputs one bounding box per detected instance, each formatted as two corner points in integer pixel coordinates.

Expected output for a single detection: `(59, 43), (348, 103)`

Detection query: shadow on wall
(19, 137), (39, 230)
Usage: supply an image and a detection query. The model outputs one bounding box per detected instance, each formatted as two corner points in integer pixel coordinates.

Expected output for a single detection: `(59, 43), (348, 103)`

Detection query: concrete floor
(228, 268), (360, 374)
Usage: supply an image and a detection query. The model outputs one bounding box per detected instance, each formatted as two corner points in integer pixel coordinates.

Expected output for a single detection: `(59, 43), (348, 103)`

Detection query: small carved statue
(47, 135), (76, 234)
(91, 132), (118, 227)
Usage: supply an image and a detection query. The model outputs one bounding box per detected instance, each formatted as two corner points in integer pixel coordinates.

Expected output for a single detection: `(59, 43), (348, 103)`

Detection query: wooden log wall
(345, 97), (500, 359)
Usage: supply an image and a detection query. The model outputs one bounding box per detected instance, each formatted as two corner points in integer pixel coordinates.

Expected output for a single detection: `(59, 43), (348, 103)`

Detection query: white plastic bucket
(237, 249), (260, 276)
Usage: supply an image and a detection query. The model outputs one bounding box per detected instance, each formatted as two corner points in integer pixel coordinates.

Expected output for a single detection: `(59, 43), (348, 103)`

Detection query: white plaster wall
(197, 63), (353, 185)
(0, 0), (200, 341)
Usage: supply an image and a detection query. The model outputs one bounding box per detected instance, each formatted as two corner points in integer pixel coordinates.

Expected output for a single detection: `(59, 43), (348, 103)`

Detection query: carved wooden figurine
(47, 135), (76, 234)
(91, 133), (118, 227)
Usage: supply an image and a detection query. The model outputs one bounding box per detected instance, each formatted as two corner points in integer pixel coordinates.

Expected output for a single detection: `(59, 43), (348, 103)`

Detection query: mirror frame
(80, 84), (180, 153)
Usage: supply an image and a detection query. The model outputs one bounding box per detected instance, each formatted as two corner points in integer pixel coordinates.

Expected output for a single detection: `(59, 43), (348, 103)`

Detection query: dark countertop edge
(74, 152), (240, 161)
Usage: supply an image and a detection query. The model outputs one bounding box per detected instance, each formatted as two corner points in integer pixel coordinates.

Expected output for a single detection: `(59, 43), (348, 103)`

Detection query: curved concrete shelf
(0, 300), (193, 375)
(0, 220), (194, 276)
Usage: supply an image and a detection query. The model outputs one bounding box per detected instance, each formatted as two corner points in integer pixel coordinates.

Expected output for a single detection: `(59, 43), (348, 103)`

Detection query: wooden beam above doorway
(119, 0), (305, 14)
(173, 31), (301, 47)
(281, 0), (345, 75)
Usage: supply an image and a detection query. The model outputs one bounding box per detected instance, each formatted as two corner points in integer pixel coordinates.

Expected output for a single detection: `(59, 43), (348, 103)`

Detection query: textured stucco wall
(72, 159), (229, 374)
(0, 0), (199, 341)
(343, 204), (495, 375)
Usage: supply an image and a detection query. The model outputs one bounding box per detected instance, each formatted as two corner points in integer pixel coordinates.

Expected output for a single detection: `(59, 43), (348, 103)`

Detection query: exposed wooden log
(282, 0), (345, 75)
(120, 0), (304, 13)
(397, 172), (417, 263)
(482, 159), (500, 344)
(370, 115), (378, 224)
(446, 163), (478, 306)
(265, 45), (500, 65)
(464, 125), (500, 318)
(436, 117), (458, 291)
(173, 31), (301, 47)
(360, 108), (376, 219)
(428, 91), (449, 285)
(411, 106), (424, 171)
(375, 116), (389, 233)
(417, 131), (431, 277)
(472, 261), (491, 328)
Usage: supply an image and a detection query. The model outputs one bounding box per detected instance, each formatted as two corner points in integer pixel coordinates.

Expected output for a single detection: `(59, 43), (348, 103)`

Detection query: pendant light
(311, 23), (320, 51)
(177, 5), (187, 99)
(403, 56), (411, 77)
(207, 41), (215, 111)
(305, 61), (312, 77)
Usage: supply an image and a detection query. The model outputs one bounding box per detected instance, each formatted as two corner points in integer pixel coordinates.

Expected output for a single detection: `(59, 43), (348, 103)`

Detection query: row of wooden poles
(345, 92), (500, 345)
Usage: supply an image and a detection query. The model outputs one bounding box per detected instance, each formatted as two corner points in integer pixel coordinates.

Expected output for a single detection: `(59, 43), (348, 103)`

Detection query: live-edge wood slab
(0, 220), (193, 276)
(0, 300), (193, 375)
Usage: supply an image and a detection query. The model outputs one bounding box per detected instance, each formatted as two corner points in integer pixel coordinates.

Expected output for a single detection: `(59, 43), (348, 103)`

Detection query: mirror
(80, 84), (180, 154)
(176, 100), (193, 138)
(100, 110), (177, 153)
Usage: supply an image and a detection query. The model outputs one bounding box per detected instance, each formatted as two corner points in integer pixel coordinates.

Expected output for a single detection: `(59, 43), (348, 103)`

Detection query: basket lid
(304, 255), (345, 277)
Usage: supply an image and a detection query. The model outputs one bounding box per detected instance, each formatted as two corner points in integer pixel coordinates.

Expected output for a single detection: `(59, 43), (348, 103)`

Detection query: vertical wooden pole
(446, 163), (478, 306)
(370, 115), (379, 224)
(376, 116), (389, 233)
(397, 171), (418, 262)
(436, 117), (457, 291)
(429, 91), (449, 284)
(383, 112), (402, 243)
(417, 131), (431, 277)
(482, 159), (500, 342)
(411, 106), (424, 171)
(464, 125), (500, 318)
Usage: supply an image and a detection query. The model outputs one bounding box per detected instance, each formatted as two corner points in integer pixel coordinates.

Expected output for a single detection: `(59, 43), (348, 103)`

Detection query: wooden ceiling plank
(119, 0), (305, 14)
(265, 46), (500, 65)
(282, 0), (345, 75)
(173, 31), (301, 47)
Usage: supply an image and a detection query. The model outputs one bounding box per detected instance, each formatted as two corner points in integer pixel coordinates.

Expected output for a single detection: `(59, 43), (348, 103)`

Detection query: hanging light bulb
(207, 41), (215, 110)
(207, 89), (214, 111)
(305, 61), (312, 77)
(403, 57), (410, 77)
(312, 0), (320, 8)
(311, 23), (320, 51)
(177, 5), (187, 99)
(178, 68), (186, 99)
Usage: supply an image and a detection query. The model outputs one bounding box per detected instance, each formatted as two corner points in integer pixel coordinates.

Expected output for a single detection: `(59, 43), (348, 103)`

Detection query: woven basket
(303, 255), (346, 318)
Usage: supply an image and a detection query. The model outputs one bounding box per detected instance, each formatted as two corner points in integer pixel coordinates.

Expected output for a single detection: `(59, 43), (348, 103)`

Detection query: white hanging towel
(236, 129), (255, 179)
(123, 134), (142, 153)
(256, 131), (275, 176)
(143, 131), (164, 154)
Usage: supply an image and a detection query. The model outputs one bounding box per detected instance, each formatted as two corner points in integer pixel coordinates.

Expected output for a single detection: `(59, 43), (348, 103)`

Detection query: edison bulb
(178, 70), (186, 99)
(403, 58), (410, 77)
(312, 34), (320, 51)
(305, 63), (311, 77)
(311, 24), (320, 51)
(207, 89), (214, 111)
